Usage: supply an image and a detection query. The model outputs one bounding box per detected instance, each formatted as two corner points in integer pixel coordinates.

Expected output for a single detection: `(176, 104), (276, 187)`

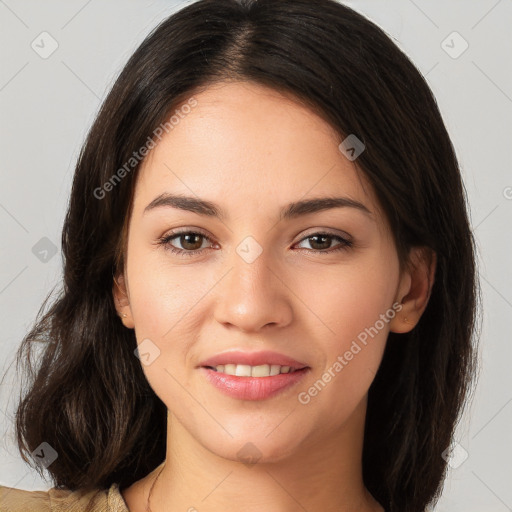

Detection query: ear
(113, 272), (135, 329)
(389, 246), (437, 333)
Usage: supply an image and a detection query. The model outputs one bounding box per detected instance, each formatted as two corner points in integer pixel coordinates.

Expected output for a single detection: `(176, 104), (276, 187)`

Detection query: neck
(148, 397), (383, 512)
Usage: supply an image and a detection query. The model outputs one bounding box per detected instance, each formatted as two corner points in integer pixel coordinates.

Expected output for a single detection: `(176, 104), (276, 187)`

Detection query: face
(115, 81), (412, 463)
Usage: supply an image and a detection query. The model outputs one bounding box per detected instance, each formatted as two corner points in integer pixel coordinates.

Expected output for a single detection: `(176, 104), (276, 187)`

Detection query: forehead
(132, 81), (384, 227)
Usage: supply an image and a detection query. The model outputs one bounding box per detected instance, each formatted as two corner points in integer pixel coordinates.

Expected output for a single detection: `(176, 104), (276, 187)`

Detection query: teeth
(210, 363), (298, 377)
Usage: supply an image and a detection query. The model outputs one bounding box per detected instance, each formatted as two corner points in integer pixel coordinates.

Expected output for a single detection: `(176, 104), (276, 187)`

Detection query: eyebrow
(143, 193), (373, 221)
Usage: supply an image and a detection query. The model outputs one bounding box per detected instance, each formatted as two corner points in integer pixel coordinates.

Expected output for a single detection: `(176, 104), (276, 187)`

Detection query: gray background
(1, 1), (511, 510)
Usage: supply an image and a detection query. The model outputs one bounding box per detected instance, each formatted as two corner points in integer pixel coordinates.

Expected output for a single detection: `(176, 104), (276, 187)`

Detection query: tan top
(0, 483), (130, 512)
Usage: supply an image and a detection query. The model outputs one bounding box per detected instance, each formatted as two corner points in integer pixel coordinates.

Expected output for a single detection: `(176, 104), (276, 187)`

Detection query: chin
(202, 432), (303, 467)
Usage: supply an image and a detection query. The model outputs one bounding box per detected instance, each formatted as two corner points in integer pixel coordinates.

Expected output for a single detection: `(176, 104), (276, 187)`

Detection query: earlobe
(389, 247), (437, 334)
(113, 273), (135, 329)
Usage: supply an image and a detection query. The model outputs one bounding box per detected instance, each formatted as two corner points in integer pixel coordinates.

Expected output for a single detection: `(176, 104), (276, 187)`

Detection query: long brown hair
(3, 1), (480, 510)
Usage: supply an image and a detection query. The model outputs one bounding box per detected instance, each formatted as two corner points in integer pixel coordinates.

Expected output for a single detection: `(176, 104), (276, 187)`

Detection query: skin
(113, 81), (436, 512)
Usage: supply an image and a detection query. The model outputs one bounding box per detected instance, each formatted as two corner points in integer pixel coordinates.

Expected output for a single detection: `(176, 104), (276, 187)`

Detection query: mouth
(197, 350), (311, 400)
(199, 364), (310, 401)
(202, 363), (307, 377)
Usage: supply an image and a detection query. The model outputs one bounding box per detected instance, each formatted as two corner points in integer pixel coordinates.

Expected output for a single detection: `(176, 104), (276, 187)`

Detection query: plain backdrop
(0, 1), (511, 510)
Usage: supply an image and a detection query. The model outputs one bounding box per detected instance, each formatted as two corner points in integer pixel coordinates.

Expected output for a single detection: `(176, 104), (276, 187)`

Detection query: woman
(0, 0), (480, 511)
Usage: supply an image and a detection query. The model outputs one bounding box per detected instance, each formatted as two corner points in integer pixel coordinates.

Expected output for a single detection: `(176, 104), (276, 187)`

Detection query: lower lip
(200, 367), (310, 401)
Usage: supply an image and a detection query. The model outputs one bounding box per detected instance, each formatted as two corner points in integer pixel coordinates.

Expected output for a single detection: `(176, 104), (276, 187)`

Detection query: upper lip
(198, 350), (309, 370)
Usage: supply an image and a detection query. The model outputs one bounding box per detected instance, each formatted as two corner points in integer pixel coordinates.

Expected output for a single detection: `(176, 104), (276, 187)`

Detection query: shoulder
(0, 482), (129, 512)
(0, 484), (51, 511)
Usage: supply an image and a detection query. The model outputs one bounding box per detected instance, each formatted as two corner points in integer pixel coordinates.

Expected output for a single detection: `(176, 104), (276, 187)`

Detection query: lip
(198, 350), (308, 370)
(200, 366), (310, 400)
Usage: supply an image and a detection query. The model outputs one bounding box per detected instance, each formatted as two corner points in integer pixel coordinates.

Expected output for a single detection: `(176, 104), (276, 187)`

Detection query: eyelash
(156, 229), (353, 257)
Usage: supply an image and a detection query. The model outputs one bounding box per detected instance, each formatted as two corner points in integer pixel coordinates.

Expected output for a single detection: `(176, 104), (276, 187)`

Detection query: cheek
(293, 249), (399, 409)
(127, 240), (206, 336)
(126, 265), (202, 411)
(297, 251), (399, 347)
(125, 246), (205, 385)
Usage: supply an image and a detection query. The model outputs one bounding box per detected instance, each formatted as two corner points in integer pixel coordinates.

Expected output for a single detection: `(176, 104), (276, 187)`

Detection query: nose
(213, 245), (293, 333)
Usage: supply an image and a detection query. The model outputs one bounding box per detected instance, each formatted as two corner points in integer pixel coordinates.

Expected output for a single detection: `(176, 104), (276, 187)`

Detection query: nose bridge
(213, 234), (292, 332)
(232, 237), (272, 295)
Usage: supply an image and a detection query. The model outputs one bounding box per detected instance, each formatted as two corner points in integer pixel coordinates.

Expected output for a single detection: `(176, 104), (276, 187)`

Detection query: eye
(294, 232), (353, 254)
(156, 230), (353, 257)
(157, 230), (215, 257)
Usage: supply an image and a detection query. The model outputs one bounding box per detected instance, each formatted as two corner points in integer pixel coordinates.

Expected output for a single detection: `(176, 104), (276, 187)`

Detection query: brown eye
(177, 233), (204, 251)
(307, 234), (332, 250)
(295, 232), (353, 254)
(157, 230), (214, 257)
